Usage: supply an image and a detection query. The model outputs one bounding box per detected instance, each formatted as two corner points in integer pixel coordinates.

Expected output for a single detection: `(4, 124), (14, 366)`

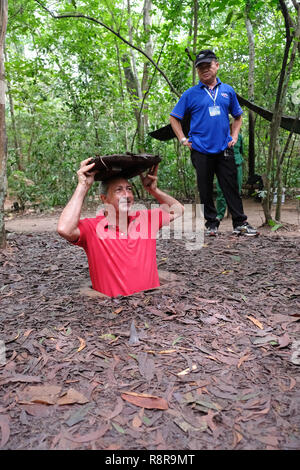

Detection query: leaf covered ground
(0, 229), (299, 450)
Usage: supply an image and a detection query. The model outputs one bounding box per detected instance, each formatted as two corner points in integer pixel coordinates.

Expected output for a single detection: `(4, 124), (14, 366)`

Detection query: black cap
(195, 50), (217, 67)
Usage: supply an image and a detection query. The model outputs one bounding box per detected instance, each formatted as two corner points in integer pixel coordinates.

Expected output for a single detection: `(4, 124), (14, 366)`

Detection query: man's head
(195, 49), (219, 85)
(195, 49), (217, 67)
(100, 177), (134, 214)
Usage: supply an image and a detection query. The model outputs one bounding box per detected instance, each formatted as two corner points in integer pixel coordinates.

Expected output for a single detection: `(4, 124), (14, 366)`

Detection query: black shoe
(232, 223), (259, 236)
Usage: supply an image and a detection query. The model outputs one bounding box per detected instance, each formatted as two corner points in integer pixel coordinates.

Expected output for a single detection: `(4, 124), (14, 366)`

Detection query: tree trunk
(262, 0), (300, 224)
(192, 0), (198, 87)
(192, 0), (200, 203)
(245, 7), (255, 180)
(274, 11), (300, 221)
(275, 109), (300, 220)
(121, 52), (142, 129)
(27, 111), (36, 163)
(5, 52), (24, 171)
(274, 133), (291, 222)
(115, 40), (129, 151)
(125, 0), (144, 151)
(0, 0), (8, 248)
(141, 0), (153, 131)
(284, 134), (296, 187)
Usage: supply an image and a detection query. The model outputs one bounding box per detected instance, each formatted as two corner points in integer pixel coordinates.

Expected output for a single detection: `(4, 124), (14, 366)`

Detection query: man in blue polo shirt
(170, 49), (258, 237)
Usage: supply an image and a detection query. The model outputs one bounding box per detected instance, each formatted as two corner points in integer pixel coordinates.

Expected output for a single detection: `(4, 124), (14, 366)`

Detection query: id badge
(209, 105), (221, 117)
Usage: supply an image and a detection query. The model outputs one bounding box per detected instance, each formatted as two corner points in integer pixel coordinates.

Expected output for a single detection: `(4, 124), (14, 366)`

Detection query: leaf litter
(0, 231), (299, 449)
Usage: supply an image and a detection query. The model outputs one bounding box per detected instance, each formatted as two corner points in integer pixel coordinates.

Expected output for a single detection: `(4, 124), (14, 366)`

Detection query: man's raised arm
(140, 165), (184, 222)
(57, 158), (96, 242)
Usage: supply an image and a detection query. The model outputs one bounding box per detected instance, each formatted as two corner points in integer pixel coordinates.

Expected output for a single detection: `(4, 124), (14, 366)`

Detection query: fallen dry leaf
(256, 435), (278, 447)
(77, 337), (86, 352)
(0, 374), (41, 386)
(146, 349), (177, 355)
(158, 349), (177, 354)
(289, 377), (296, 391)
(247, 316), (264, 330)
(23, 329), (35, 339)
(132, 414), (142, 428)
(17, 385), (88, 406)
(121, 392), (168, 410)
(17, 384), (61, 405)
(232, 429), (243, 448)
(65, 404), (92, 427)
(128, 321), (140, 345)
(55, 341), (64, 352)
(174, 417), (206, 433)
(105, 444), (122, 450)
(177, 364), (197, 376)
(57, 388), (89, 405)
(0, 414), (10, 448)
(113, 307), (123, 315)
(63, 424), (110, 443)
(5, 332), (20, 344)
(138, 352), (155, 381)
(101, 397), (123, 420)
(20, 404), (50, 418)
(237, 353), (250, 369)
(277, 333), (290, 349)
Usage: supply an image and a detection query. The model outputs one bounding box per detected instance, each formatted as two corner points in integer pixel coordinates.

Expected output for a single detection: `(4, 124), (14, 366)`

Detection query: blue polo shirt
(170, 78), (243, 154)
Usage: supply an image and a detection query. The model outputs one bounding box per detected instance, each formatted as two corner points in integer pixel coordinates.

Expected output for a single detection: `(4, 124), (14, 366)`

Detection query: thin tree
(0, 0), (8, 248)
(262, 0), (300, 223)
(245, 1), (255, 180)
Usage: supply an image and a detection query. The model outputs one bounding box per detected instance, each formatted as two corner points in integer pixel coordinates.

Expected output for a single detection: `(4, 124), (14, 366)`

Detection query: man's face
(101, 178), (134, 214)
(196, 60), (219, 84)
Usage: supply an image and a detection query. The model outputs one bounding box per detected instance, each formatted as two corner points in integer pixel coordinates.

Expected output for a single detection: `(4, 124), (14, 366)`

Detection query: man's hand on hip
(183, 139), (192, 150)
(228, 136), (237, 147)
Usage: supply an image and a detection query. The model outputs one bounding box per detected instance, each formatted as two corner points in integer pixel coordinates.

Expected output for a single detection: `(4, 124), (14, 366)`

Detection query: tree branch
(279, 0), (293, 40)
(34, 0), (180, 98)
(130, 34), (168, 152)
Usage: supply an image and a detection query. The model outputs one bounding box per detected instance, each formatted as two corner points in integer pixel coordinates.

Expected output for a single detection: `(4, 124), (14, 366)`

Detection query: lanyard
(204, 86), (219, 106)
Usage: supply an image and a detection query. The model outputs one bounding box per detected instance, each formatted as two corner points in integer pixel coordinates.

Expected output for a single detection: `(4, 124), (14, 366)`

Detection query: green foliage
(268, 219), (283, 231)
(7, 170), (37, 209)
(5, 0), (300, 211)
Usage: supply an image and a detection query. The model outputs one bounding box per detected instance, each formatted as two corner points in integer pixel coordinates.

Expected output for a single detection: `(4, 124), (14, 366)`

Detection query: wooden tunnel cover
(89, 152), (162, 181)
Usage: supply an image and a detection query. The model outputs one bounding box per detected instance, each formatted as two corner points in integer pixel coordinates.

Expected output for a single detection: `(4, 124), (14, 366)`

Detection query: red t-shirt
(72, 208), (171, 297)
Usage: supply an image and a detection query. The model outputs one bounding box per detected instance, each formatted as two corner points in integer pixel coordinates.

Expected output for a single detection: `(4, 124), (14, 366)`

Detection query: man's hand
(228, 136), (237, 147)
(229, 115), (242, 147)
(140, 165), (159, 193)
(182, 139), (192, 150)
(140, 164), (184, 222)
(77, 158), (97, 189)
(170, 116), (192, 150)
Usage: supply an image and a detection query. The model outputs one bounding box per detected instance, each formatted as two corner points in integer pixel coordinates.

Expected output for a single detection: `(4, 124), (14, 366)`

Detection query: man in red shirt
(57, 158), (184, 297)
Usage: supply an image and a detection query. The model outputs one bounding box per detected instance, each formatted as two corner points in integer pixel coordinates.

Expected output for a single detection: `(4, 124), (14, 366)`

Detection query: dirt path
(4, 198), (300, 236)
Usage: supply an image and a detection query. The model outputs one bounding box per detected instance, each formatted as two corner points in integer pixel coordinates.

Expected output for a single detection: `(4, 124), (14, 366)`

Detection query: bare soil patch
(4, 197), (300, 236)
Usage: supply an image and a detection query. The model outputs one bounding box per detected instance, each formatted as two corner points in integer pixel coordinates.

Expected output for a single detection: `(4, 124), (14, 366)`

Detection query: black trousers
(191, 149), (247, 228)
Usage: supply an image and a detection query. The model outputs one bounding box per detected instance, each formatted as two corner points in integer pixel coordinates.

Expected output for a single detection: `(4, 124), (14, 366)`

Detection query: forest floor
(0, 198), (299, 452)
